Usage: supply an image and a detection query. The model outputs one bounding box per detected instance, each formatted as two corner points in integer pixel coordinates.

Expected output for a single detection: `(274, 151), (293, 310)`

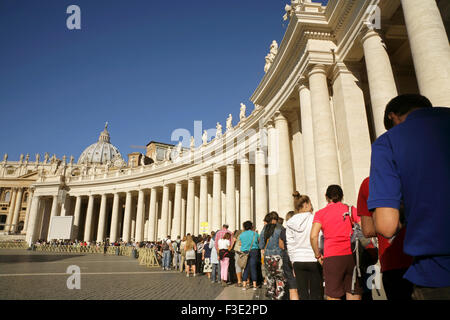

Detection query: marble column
(401, 0), (450, 107)
(255, 147), (268, 233)
(172, 183), (182, 239)
(72, 196), (82, 240)
(194, 190), (200, 235)
(96, 194), (108, 243)
(186, 179), (195, 235)
(109, 193), (120, 242)
(122, 191), (133, 242)
(5, 188), (17, 232)
(60, 194), (72, 217)
(181, 191), (187, 237)
(160, 185), (169, 238)
(50, 195), (60, 218)
(11, 188), (24, 233)
(199, 175), (208, 233)
(148, 188), (157, 241)
(267, 122), (279, 212)
(83, 195), (94, 242)
(332, 63), (372, 205)
(212, 169), (221, 232)
(240, 156), (251, 224)
(308, 64), (341, 208)
(361, 26), (398, 137)
(274, 112), (295, 215)
(22, 189), (34, 234)
(298, 80), (319, 209)
(135, 189), (145, 242)
(25, 195), (41, 246)
(226, 164), (236, 231)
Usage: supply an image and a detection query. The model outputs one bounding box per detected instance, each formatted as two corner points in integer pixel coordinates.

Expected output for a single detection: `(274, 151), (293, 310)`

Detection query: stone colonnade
(24, 0), (450, 245)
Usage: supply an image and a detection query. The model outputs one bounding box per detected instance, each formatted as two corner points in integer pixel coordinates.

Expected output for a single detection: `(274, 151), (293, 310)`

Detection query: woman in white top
(286, 193), (323, 300)
(218, 233), (232, 286)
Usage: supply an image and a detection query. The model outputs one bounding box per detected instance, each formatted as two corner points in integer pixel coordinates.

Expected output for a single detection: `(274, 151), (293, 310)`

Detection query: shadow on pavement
(0, 255), (85, 263)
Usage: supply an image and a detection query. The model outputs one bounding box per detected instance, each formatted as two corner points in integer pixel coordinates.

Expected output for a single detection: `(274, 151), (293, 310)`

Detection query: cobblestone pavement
(0, 249), (243, 300)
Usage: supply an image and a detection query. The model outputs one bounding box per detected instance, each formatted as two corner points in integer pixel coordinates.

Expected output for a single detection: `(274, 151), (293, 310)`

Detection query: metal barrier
(0, 241), (28, 249)
(0, 242), (160, 268)
(137, 248), (160, 267)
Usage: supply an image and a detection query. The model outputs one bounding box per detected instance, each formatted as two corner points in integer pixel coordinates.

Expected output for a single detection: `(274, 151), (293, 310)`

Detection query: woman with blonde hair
(184, 235), (197, 277)
(286, 192), (323, 299)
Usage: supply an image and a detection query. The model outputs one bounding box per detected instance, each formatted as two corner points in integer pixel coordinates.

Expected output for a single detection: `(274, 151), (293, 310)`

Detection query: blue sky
(0, 0), (328, 161)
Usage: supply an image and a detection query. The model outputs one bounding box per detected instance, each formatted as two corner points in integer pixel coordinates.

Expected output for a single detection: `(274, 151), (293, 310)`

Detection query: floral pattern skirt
(264, 255), (286, 300)
(203, 258), (212, 273)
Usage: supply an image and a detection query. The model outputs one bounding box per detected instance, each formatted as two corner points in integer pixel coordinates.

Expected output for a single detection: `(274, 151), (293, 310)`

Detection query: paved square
(0, 249), (260, 300)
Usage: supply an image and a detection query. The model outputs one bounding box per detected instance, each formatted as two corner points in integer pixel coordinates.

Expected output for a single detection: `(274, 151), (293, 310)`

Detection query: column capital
(296, 76), (309, 91)
(265, 119), (275, 129)
(307, 64), (328, 78)
(330, 62), (354, 83)
(273, 111), (288, 123)
(360, 23), (385, 44)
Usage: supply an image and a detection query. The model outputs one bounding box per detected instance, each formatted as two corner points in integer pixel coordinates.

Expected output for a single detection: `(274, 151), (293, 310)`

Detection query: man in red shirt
(357, 177), (413, 300)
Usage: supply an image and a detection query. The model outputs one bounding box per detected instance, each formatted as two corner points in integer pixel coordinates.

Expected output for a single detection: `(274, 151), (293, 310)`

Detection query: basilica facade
(1, 0), (448, 245)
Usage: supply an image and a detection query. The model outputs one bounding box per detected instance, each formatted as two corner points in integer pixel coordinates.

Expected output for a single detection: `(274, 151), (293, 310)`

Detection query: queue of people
(176, 94), (450, 300)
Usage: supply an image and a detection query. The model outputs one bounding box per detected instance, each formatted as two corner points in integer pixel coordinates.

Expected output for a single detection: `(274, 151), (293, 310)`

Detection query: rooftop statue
(240, 103), (246, 121)
(3, 154), (7, 162)
(226, 114), (233, 131)
(190, 136), (195, 149)
(202, 130), (208, 145)
(35, 153), (40, 163)
(216, 122), (222, 138)
(264, 40), (279, 73)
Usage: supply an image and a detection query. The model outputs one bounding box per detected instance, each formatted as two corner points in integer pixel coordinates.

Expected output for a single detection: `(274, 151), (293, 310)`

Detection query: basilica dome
(78, 123), (125, 166)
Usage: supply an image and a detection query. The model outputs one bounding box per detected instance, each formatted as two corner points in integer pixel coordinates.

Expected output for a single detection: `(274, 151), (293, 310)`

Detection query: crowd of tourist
(31, 94), (449, 300)
(151, 94), (450, 300)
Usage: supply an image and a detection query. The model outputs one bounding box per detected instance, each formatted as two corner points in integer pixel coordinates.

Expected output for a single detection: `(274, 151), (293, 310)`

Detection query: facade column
(274, 112), (295, 215)
(135, 189), (145, 242)
(83, 195), (94, 242)
(226, 164), (236, 231)
(109, 193), (120, 243)
(181, 190), (187, 237)
(5, 188), (17, 232)
(172, 183), (182, 239)
(60, 194), (72, 217)
(186, 179), (195, 235)
(255, 146), (268, 233)
(11, 188), (24, 233)
(199, 175), (208, 233)
(240, 156), (251, 224)
(122, 191), (133, 242)
(96, 194), (107, 243)
(194, 190), (199, 235)
(160, 185), (169, 239)
(298, 80), (319, 209)
(267, 122), (279, 212)
(331, 63), (372, 205)
(50, 195), (60, 218)
(148, 188), (157, 241)
(308, 64), (341, 208)
(25, 195), (41, 246)
(212, 169), (222, 232)
(72, 196), (82, 241)
(23, 188), (34, 234)
(401, 0), (450, 107)
(361, 26), (398, 137)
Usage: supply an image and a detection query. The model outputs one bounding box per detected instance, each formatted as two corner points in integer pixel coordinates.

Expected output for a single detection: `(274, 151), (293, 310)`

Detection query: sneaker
(253, 287), (257, 291)
(186, 274), (189, 277)
(242, 287), (247, 291)
(193, 273), (197, 277)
